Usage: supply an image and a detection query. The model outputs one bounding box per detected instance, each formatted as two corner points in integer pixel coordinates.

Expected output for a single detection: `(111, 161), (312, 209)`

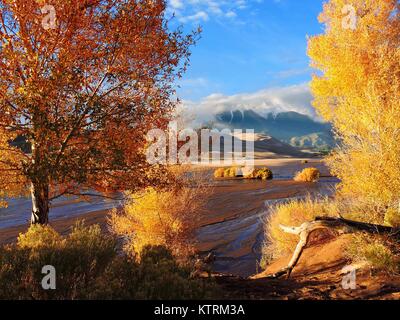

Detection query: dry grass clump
(342, 203), (400, 271)
(384, 208), (400, 227)
(261, 197), (339, 268)
(110, 184), (207, 260)
(245, 167), (273, 180)
(345, 234), (400, 274)
(333, 196), (388, 225)
(294, 167), (320, 182)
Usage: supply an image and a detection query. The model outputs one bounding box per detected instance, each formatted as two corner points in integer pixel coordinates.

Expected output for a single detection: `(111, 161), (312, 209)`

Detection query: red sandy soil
(216, 235), (400, 300)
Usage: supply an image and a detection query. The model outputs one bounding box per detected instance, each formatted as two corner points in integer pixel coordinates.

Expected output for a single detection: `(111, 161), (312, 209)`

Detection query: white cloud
(225, 11), (237, 18)
(180, 83), (319, 126)
(167, 0), (251, 23)
(179, 11), (209, 23)
(170, 0), (184, 9)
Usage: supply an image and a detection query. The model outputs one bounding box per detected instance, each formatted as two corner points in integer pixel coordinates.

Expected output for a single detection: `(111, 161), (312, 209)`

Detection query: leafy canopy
(0, 0), (198, 205)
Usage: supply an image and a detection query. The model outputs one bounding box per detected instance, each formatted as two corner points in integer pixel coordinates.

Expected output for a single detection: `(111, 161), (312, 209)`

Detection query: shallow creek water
(0, 159), (338, 278)
(195, 176), (338, 277)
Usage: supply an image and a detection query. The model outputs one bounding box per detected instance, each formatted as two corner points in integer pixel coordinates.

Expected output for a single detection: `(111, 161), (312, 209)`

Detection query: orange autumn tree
(308, 0), (400, 222)
(0, 0), (197, 224)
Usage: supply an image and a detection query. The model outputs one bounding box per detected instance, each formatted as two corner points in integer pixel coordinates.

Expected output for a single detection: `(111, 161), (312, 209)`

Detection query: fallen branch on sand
(267, 216), (400, 279)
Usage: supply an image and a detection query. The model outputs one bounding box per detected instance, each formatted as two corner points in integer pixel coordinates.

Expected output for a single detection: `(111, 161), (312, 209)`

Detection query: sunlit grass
(261, 197), (338, 268)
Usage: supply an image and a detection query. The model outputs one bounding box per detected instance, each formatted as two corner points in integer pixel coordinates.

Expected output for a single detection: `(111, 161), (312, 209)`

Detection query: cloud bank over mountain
(181, 83), (318, 126)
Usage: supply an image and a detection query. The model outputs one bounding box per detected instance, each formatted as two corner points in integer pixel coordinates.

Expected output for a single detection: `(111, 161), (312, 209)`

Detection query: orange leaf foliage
(0, 0), (198, 206)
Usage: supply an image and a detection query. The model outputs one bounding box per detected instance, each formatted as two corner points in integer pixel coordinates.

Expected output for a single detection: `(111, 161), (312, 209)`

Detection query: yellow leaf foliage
(308, 0), (400, 221)
(294, 168), (320, 183)
(110, 185), (207, 259)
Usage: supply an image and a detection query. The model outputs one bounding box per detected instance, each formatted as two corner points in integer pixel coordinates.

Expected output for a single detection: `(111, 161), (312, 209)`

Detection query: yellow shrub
(245, 167), (273, 180)
(261, 197), (338, 266)
(256, 168), (273, 180)
(110, 186), (206, 259)
(17, 225), (64, 250)
(68, 221), (103, 246)
(244, 169), (255, 179)
(214, 168), (225, 178)
(294, 167), (320, 182)
(214, 167), (245, 178)
(224, 167), (237, 178)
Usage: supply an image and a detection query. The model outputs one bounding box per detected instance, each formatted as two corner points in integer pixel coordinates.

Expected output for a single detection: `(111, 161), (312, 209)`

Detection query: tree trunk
(30, 182), (49, 225)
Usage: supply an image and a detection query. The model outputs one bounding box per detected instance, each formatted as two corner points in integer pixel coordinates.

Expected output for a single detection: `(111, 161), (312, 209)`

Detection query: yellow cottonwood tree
(308, 0), (400, 221)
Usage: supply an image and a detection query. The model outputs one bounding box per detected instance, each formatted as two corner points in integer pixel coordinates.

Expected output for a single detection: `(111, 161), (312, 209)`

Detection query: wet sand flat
(0, 158), (337, 278)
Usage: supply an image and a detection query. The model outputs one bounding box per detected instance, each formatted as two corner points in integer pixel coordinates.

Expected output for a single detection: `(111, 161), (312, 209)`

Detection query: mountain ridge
(213, 109), (334, 150)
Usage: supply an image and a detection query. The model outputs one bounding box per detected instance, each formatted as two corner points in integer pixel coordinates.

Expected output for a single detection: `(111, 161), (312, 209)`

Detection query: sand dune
(252, 134), (311, 158)
(206, 133), (313, 164)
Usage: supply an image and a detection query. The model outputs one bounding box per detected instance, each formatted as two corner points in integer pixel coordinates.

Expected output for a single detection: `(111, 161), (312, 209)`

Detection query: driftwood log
(267, 216), (400, 279)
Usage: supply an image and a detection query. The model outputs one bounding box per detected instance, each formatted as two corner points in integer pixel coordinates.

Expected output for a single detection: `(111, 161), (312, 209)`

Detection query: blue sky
(169, 0), (325, 100)
(167, 0), (326, 121)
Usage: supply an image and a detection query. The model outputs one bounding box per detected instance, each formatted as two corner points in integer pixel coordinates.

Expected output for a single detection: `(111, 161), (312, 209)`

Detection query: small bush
(245, 167), (273, 180)
(110, 186), (206, 259)
(244, 169), (257, 179)
(214, 168), (225, 178)
(213, 167), (241, 178)
(17, 224), (63, 250)
(224, 167), (237, 178)
(294, 167), (320, 182)
(256, 168), (273, 180)
(345, 234), (399, 274)
(261, 197), (338, 268)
